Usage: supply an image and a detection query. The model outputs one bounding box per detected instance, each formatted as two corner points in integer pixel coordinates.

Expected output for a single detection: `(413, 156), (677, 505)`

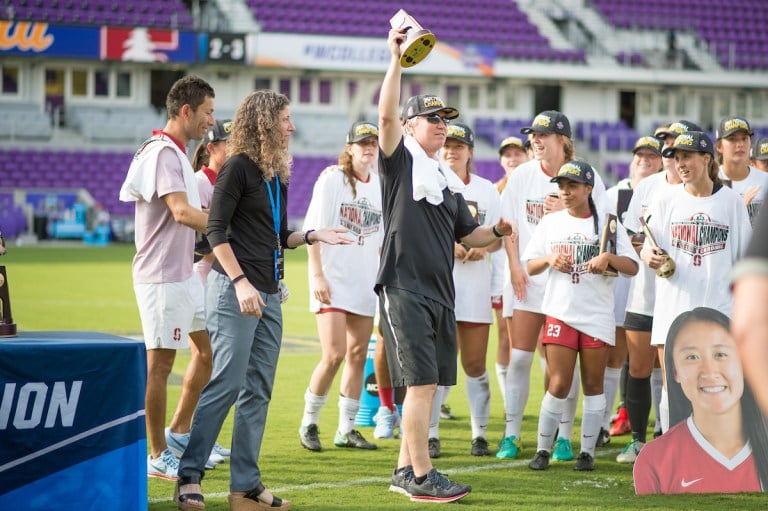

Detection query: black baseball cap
(752, 137), (768, 161)
(402, 94), (459, 121)
(655, 120), (703, 140)
(661, 131), (715, 158)
(498, 136), (525, 155)
(632, 136), (662, 156)
(446, 123), (474, 148)
(346, 121), (379, 144)
(716, 117), (754, 139)
(521, 110), (572, 138)
(550, 160), (595, 187)
(202, 119), (232, 145)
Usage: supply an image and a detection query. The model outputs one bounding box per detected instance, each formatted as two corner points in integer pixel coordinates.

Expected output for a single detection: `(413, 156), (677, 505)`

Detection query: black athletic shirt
(208, 154), (295, 294)
(375, 138), (479, 308)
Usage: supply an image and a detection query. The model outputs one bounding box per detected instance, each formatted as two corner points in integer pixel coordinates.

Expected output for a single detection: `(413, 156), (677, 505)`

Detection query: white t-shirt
(623, 171), (674, 317)
(303, 166), (383, 316)
(500, 159), (609, 313)
(453, 174), (501, 323)
(193, 167), (216, 283)
(522, 209), (638, 344)
(718, 165), (768, 226)
(606, 178), (633, 326)
(645, 184), (752, 345)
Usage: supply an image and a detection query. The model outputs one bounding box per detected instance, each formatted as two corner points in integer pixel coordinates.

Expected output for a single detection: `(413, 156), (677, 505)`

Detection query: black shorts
(623, 311), (653, 332)
(378, 286), (457, 387)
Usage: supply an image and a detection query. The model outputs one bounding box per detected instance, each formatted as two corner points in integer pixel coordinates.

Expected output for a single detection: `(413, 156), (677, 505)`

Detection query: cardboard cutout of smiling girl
(634, 307), (768, 494)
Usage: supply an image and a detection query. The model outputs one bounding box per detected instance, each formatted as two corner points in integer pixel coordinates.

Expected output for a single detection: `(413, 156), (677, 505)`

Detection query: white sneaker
(373, 406), (400, 439)
(616, 439), (644, 464)
(212, 441), (231, 458)
(147, 448), (179, 480)
(165, 427), (222, 468)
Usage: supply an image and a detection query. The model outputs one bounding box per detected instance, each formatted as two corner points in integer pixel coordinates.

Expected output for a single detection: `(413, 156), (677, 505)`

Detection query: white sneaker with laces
(373, 406), (400, 439)
(212, 441), (231, 458)
(147, 448), (179, 480)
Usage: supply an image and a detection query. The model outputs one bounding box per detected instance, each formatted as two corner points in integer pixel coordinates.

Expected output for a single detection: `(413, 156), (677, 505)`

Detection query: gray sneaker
(406, 468), (471, 503)
(528, 450), (550, 471)
(334, 429), (377, 450)
(428, 437), (441, 458)
(389, 465), (414, 496)
(574, 451), (595, 471)
(299, 424), (322, 451)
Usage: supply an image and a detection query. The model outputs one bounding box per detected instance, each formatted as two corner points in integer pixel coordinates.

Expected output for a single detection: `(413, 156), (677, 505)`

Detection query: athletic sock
(337, 395), (360, 435)
(580, 394), (606, 457)
(378, 386), (396, 412)
(626, 375), (651, 443)
(429, 386), (444, 438)
(660, 387), (669, 433)
(495, 363), (507, 408)
(466, 372), (490, 439)
(559, 369), (580, 441)
(503, 349), (534, 438)
(301, 388), (328, 429)
(602, 366), (622, 429)
(651, 367), (663, 432)
(537, 391), (565, 451)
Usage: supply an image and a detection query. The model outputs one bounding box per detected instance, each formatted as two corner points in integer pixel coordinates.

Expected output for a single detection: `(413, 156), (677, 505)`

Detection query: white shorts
(134, 274), (205, 350)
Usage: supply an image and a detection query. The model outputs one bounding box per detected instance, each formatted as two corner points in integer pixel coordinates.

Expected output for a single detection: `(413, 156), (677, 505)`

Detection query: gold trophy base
(655, 253), (676, 279)
(400, 29), (435, 67)
(0, 322), (16, 338)
(602, 266), (619, 277)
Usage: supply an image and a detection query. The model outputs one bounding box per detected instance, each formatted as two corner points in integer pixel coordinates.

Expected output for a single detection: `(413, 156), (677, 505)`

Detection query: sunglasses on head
(422, 113), (450, 125)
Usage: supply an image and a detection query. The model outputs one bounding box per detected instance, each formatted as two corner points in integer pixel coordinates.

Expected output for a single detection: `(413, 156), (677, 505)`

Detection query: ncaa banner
(0, 332), (147, 511)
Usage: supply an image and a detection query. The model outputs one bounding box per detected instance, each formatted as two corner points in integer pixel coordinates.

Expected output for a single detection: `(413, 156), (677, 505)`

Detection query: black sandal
(174, 475), (205, 511)
(228, 482), (291, 510)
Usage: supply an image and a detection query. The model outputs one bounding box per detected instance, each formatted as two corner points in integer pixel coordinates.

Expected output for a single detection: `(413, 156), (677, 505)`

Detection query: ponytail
(588, 194), (598, 236)
(337, 150), (358, 199)
(706, 154), (721, 186)
(192, 141), (210, 171)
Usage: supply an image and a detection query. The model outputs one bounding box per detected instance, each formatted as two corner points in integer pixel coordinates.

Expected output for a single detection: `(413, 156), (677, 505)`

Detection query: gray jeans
(178, 271), (282, 491)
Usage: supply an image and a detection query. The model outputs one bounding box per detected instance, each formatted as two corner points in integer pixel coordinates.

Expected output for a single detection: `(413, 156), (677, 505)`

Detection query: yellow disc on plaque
(400, 30), (436, 68)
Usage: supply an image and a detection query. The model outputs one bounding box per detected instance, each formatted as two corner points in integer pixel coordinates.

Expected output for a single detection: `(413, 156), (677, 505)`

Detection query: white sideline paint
(149, 448), (622, 503)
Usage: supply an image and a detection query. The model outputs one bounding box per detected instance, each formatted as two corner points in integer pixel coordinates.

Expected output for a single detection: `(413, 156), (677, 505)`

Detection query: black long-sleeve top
(208, 154), (295, 293)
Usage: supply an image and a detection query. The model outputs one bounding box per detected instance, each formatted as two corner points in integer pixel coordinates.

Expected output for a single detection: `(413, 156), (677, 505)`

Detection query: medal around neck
(390, 9), (436, 68)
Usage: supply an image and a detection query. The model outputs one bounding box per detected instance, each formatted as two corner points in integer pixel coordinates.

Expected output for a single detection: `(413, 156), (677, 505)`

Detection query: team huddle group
(121, 27), (767, 510)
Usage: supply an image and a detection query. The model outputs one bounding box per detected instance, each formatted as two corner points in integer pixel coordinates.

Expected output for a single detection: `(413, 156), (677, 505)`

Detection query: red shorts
(317, 307), (348, 315)
(541, 316), (607, 350)
(491, 295), (503, 310)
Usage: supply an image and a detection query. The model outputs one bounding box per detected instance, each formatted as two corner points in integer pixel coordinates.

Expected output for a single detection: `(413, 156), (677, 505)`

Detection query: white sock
(337, 395), (360, 435)
(503, 349), (535, 438)
(660, 387), (669, 433)
(441, 385), (452, 405)
(602, 367), (622, 429)
(301, 388), (328, 429)
(537, 392), (566, 451)
(651, 367), (663, 432)
(429, 386), (444, 438)
(495, 363), (507, 408)
(466, 372), (490, 439)
(559, 369), (580, 440)
(580, 394), (606, 457)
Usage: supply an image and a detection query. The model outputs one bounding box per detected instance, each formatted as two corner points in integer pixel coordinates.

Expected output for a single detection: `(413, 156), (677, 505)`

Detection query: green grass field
(3, 245), (764, 510)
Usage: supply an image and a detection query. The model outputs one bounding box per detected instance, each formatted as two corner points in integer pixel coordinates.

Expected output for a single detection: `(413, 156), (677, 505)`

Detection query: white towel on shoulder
(405, 135), (465, 205)
(119, 134), (201, 209)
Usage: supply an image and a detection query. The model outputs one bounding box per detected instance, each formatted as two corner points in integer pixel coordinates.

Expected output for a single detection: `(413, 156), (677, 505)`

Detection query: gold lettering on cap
(422, 96), (445, 108)
(724, 118), (748, 132)
(355, 124), (378, 137)
(533, 114), (552, 128)
(448, 125), (467, 138)
(676, 134), (694, 146)
(558, 163), (582, 177)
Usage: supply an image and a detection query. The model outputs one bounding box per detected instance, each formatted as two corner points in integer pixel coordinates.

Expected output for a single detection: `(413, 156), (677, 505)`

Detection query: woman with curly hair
(174, 90), (352, 511)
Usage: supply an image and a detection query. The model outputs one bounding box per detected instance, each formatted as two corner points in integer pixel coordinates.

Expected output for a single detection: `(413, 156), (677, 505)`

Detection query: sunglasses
(422, 114), (450, 125)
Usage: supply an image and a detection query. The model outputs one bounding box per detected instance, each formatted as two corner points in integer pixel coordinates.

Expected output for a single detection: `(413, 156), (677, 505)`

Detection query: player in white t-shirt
(299, 122), (383, 452)
(641, 131), (752, 441)
(427, 123), (501, 457)
(491, 136), (530, 409)
(497, 111), (610, 460)
(600, 136), (664, 450)
(716, 116), (768, 225)
(522, 160), (638, 471)
(750, 136), (768, 172)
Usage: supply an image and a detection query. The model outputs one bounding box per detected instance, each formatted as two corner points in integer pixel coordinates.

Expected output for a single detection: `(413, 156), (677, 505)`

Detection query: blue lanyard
(266, 176), (281, 248)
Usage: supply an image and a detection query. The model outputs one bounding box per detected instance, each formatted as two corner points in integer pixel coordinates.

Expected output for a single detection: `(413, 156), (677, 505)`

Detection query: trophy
(599, 214), (619, 277)
(390, 9), (436, 68)
(639, 217), (676, 279)
(0, 230), (16, 337)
